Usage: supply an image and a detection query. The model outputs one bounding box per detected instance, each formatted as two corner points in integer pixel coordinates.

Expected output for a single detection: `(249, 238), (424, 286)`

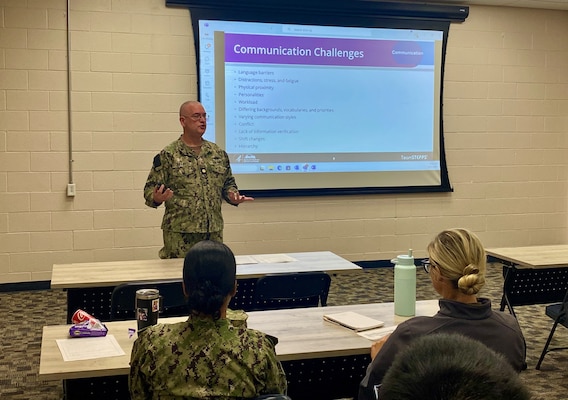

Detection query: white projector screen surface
(197, 19), (450, 196)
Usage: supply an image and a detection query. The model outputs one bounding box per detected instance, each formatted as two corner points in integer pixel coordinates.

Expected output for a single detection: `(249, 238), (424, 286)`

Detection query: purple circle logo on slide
(391, 41), (424, 67)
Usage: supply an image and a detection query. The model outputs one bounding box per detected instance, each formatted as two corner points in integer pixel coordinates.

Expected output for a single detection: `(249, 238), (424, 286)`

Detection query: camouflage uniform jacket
(144, 138), (238, 233)
(129, 316), (288, 400)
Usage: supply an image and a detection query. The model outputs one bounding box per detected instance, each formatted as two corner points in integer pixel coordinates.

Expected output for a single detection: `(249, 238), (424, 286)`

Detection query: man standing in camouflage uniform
(129, 240), (288, 399)
(144, 101), (253, 258)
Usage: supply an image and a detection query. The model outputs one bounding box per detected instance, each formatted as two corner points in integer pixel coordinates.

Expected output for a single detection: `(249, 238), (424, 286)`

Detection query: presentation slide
(198, 20), (445, 193)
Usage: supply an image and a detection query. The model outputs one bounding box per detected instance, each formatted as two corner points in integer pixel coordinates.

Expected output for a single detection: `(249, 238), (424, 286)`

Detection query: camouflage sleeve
(221, 151), (239, 206)
(258, 336), (288, 395)
(129, 333), (152, 400)
(144, 153), (166, 208)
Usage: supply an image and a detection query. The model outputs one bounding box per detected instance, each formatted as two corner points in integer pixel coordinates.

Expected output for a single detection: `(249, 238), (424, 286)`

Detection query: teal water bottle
(392, 249), (416, 317)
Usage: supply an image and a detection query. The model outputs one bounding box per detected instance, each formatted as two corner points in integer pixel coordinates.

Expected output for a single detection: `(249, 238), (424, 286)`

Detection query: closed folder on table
(323, 311), (385, 332)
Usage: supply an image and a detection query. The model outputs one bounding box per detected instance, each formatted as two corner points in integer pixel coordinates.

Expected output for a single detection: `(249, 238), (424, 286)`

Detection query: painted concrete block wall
(0, 0), (567, 283)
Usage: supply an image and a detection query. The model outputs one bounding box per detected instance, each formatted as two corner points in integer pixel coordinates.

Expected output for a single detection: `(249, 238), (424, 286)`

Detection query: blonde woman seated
(358, 228), (527, 400)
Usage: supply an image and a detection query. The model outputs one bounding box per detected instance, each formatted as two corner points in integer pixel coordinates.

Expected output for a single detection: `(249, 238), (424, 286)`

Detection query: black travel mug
(136, 288), (160, 332)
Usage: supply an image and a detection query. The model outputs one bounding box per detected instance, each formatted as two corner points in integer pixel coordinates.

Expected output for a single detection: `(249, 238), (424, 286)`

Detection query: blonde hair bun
(457, 264), (485, 295)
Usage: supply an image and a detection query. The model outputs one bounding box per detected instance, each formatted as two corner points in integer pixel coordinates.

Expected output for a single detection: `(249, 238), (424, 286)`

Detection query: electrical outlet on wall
(67, 183), (76, 197)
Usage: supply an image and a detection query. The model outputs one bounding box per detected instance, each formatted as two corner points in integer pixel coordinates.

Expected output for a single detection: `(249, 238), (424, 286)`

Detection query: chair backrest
(552, 286), (568, 324)
(253, 272), (331, 311)
(110, 279), (187, 321)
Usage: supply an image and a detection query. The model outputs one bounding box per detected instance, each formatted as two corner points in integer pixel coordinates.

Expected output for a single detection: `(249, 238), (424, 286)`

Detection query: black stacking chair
(110, 279), (187, 321)
(252, 272), (331, 311)
(536, 287), (568, 370)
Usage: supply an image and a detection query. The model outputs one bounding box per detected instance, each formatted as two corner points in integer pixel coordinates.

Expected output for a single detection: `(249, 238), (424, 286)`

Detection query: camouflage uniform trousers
(159, 230), (223, 259)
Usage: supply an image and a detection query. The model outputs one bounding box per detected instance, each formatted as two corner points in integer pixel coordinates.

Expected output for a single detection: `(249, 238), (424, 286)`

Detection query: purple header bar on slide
(224, 33), (435, 68)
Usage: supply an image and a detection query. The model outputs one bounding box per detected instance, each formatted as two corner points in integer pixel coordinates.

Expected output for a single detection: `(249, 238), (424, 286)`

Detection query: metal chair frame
(536, 287), (568, 370)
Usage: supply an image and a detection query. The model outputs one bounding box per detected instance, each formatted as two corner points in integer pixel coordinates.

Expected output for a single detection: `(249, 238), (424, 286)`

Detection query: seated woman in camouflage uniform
(129, 240), (288, 399)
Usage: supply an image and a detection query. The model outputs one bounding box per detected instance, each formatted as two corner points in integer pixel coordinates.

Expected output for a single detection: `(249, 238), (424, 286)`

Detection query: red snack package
(71, 309), (95, 324)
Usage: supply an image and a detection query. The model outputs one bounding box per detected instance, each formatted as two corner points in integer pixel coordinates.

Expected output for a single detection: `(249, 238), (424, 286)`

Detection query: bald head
(179, 100), (202, 116)
(179, 101), (207, 141)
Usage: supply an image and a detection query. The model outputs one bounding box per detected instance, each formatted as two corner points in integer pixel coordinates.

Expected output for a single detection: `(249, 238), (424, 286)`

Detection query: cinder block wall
(0, 1), (567, 284)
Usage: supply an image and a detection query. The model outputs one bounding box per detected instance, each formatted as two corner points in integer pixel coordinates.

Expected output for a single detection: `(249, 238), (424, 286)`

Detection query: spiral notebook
(323, 311), (385, 332)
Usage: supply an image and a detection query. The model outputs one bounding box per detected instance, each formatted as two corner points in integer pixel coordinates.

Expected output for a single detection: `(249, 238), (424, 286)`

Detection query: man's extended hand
(228, 191), (254, 205)
(153, 184), (174, 205)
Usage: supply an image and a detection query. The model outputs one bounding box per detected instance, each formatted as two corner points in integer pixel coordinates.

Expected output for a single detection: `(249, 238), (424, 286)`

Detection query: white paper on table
(251, 254), (297, 263)
(235, 255), (258, 265)
(56, 334), (125, 361)
(357, 325), (398, 341)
